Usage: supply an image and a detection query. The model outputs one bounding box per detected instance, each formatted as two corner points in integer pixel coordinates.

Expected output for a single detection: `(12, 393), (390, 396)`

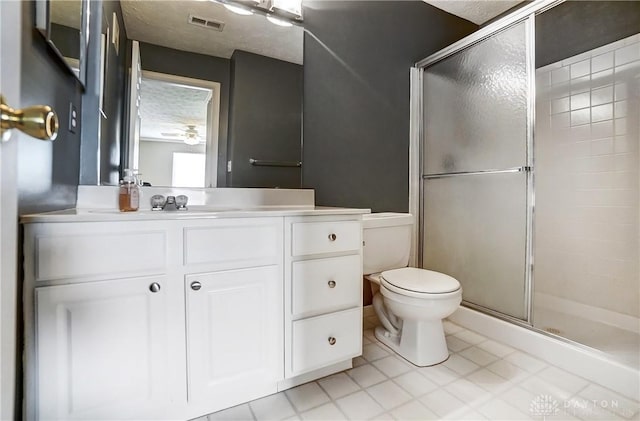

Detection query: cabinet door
(36, 277), (171, 420)
(186, 266), (282, 410)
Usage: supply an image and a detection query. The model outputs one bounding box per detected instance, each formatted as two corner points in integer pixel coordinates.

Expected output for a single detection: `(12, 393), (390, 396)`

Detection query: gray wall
(15, 2), (86, 416)
(228, 50), (303, 188)
(302, 1), (477, 212)
(49, 23), (80, 59)
(79, 0), (128, 185)
(138, 42), (231, 186)
(536, 1), (640, 68)
(19, 1), (83, 215)
(100, 0), (128, 185)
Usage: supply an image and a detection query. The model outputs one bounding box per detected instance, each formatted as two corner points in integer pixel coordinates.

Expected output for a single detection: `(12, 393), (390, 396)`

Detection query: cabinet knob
(328, 280), (336, 288)
(191, 281), (202, 291)
(328, 233), (337, 241)
(328, 336), (337, 346)
(149, 282), (161, 293)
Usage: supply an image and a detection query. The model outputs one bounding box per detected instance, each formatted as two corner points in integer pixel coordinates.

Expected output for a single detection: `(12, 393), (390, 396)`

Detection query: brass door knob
(1, 95), (58, 142)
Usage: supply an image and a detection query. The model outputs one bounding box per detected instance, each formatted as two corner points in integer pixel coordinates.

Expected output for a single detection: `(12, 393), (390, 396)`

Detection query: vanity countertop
(20, 206), (371, 223)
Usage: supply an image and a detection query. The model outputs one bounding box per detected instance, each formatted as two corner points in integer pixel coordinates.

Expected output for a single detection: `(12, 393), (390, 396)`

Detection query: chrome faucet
(163, 196), (177, 211)
(175, 195), (189, 210)
(150, 195), (165, 211)
(150, 194), (189, 211)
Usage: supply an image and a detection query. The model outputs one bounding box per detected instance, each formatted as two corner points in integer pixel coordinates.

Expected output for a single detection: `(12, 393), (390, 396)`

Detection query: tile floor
(200, 320), (640, 420)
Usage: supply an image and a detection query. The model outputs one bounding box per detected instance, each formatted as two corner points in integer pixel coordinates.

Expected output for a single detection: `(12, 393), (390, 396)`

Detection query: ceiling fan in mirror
(161, 125), (204, 145)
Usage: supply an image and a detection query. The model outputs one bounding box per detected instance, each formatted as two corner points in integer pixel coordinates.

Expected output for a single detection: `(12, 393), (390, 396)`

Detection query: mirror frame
(35, 0), (89, 87)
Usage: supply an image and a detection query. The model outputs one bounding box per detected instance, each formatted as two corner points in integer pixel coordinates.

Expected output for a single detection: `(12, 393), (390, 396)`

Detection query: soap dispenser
(119, 169), (140, 212)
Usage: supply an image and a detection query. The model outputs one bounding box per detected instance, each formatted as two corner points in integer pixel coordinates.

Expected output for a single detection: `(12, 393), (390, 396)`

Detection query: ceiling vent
(188, 14), (225, 31)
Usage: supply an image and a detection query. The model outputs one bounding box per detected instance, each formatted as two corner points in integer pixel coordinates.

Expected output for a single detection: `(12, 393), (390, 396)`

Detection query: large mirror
(35, 0), (88, 85)
(118, 0), (304, 189)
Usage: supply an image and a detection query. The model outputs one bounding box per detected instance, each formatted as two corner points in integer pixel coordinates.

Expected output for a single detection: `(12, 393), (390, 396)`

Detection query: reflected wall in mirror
(35, 0), (88, 85)
(119, 0), (303, 188)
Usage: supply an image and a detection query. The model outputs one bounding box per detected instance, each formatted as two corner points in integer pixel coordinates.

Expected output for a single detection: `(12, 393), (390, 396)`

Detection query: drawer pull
(328, 336), (337, 346)
(149, 282), (161, 293)
(328, 233), (337, 241)
(191, 281), (202, 291)
(328, 280), (336, 288)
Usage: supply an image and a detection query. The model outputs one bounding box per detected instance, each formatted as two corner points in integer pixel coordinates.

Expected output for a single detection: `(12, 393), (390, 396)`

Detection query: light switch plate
(68, 102), (78, 134)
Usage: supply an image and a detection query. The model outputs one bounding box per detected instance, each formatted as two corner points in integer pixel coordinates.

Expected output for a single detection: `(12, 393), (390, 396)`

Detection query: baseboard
(277, 360), (352, 391)
(448, 306), (640, 401)
(535, 292), (640, 334)
(363, 304), (376, 318)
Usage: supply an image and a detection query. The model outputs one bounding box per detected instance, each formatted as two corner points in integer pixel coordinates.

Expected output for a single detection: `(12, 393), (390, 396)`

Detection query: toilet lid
(381, 267), (460, 294)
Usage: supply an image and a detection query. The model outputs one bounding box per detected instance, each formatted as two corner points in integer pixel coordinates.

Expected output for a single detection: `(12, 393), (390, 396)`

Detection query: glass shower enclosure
(415, 0), (640, 369)
(421, 20), (532, 321)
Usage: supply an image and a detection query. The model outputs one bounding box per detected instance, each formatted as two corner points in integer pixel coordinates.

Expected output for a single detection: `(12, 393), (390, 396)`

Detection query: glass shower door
(421, 20), (531, 320)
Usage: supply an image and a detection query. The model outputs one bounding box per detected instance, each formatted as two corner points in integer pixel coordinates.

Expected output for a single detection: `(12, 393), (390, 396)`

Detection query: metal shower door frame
(409, 0), (565, 326)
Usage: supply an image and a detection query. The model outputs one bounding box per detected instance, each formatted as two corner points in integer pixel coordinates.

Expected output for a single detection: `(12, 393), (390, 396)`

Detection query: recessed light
(266, 14), (293, 27)
(224, 3), (253, 15)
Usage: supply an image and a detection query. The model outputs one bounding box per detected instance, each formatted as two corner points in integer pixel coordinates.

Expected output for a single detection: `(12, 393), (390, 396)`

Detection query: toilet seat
(381, 267), (460, 297)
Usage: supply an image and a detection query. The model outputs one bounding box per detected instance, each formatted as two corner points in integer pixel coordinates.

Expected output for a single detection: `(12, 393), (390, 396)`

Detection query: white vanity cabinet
(23, 220), (183, 421)
(35, 276), (172, 420)
(23, 211), (365, 420)
(181, 218), (284, 413)
(284, 216), (363, 378)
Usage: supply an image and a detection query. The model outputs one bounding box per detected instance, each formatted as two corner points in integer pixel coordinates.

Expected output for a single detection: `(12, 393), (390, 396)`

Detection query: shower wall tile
(551, 97), (570, 114)
(614, 43), (640, 65)
(570, 59), (591, 78)
(591, 85), (614, 105)
(571, 91), (591, 110)
(535, 33), (640, 320)
(590, 137), (614, 155)
(551, 66), (570, 84)
(615, 100), (628, 118)
(591, 52), (614, 73)
(592, 69), (614, 87)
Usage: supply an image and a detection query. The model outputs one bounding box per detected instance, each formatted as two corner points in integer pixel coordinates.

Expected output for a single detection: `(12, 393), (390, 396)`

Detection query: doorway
(134, 71), (221, 188)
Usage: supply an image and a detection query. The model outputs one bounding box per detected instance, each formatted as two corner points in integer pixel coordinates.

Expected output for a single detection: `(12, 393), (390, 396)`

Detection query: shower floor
(533, 306), (640, 369)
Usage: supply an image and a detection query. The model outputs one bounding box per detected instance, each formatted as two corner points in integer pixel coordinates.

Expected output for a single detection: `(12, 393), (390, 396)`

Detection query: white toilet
(363, 213), (462, 366)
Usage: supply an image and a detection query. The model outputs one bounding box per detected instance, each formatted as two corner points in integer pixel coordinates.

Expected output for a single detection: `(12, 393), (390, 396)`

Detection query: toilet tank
(362, 213), (414, 275)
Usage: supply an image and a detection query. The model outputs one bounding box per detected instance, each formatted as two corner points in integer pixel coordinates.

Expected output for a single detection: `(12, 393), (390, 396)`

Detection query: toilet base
(374, 320), (450, 367)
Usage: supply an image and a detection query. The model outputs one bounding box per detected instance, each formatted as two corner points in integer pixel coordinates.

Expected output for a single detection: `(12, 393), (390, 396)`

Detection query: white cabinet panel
(291, 221), (361, 256)
(291, 255), (362, 318)
(185, 266), (282, 409)
(35, 277), (171, 420)
(35, 230), (166, 281)
(290, 308), (361, 375)
(184, 219), (282, 268)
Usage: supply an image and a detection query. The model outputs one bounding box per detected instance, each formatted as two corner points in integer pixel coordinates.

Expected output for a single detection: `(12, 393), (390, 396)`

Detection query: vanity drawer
(291, 221), (361, 256)
(290, 308), (361, 375)
(32, 225), (167, 282)
(291, 255), (361, 317)
(184, 218), (282, 268)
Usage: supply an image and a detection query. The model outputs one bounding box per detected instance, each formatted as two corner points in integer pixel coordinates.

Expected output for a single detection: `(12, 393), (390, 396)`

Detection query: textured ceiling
(50, 0), (82, 29)
(121, 0), (303, 64)
(423, 0), (522, 25)
(139, 78), (211, 143)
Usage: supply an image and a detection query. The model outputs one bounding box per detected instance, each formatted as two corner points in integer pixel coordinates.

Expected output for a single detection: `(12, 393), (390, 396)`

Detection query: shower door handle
(422, 166), (530, 179)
